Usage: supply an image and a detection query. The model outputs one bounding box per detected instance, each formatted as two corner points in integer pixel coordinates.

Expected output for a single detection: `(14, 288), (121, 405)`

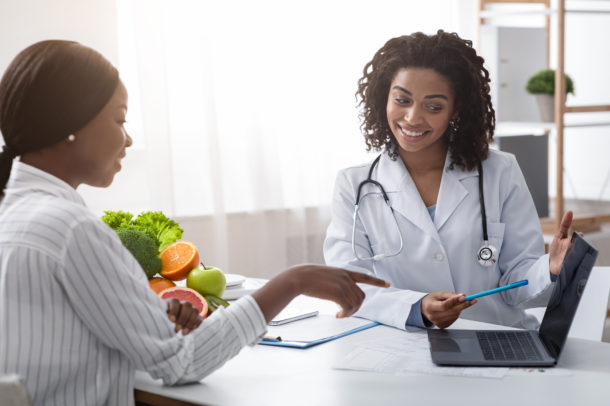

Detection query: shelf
(480, 0), (610, 232)
(480, 8), (610, 17)
(565, 105), (610, 113)
(480, 9), (553, 17)
(496, 119), (610, 136)
(541, 213), (610, 234)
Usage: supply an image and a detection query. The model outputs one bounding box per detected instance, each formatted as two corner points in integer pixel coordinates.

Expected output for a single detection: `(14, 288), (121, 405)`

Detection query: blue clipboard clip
(258, 321), (380, 349)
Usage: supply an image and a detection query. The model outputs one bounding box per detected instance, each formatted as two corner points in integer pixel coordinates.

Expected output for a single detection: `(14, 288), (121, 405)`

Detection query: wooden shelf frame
(565, 105), (610, 113)
(479, 0), (610, 233)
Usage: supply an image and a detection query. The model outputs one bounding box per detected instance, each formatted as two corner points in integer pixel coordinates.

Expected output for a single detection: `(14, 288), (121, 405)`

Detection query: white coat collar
(375, 151), (478, 240)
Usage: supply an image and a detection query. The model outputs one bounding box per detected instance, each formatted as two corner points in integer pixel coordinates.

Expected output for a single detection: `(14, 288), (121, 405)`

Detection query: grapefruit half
(159, 286), (208, 317)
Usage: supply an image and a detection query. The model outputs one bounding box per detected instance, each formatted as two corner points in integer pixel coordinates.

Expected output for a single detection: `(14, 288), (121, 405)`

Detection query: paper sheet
(506, 367), (572, 376)
(333, 330), (509, 379)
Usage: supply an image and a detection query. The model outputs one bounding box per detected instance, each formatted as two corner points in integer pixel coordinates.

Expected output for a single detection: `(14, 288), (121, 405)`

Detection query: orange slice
(159, 240), (200, 281)
(148, 276), (176, 295)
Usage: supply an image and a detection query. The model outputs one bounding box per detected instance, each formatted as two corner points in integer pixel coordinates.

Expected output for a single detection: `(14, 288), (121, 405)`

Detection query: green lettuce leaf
(131, 211), (184, 252)
(101, 210), (134, 230)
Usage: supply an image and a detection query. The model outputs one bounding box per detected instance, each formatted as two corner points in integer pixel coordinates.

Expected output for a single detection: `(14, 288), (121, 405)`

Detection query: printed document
(333, 330), (509, 378)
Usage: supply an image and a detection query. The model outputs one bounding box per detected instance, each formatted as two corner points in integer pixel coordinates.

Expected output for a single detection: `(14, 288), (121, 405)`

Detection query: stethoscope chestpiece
(477, 241), (498, 266)
(476, 163), (499, 267)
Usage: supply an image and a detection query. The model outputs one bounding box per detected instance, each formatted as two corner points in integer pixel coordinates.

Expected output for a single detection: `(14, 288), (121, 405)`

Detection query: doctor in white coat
(324, 30), (574, 330)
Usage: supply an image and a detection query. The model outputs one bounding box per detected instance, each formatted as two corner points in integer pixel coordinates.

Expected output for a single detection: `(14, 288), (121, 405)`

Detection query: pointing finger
(347, 270), (390, 288)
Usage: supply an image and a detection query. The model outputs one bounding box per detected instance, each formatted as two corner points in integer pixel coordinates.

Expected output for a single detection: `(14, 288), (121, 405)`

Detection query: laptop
(428, 232), (598, 367)
(603, 291), (610, 343)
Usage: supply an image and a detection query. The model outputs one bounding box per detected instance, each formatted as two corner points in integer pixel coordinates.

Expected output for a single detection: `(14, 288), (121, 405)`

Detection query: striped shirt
(0, 161), (267, 406)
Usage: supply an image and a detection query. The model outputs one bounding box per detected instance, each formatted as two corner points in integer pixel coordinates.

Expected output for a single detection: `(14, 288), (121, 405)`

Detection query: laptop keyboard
(476, 331), (543, 361)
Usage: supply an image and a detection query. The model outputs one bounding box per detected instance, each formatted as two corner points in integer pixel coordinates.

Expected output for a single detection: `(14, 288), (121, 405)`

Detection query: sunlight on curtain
(83, 0), (468, 276)
(106, 0), (462, 215)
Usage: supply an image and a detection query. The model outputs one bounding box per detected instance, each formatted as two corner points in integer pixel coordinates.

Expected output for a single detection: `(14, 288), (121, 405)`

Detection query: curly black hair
(356, 30), (495, 171)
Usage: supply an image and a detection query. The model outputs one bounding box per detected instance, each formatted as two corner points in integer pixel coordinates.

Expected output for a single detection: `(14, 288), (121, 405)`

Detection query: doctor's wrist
(419, 295), (434, 327)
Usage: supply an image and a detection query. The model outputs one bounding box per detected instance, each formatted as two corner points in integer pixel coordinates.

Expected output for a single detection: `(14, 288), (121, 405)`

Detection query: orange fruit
(159, 240), (200, 281)
(148, 277), (176, 295)
(159, 286), (208, 317)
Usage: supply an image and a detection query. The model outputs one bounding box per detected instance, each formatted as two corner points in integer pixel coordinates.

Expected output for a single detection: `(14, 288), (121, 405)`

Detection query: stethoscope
(351, 154), (498, 266)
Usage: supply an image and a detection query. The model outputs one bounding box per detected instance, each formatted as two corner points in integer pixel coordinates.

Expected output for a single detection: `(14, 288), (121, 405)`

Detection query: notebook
(428, 232), (598, 367)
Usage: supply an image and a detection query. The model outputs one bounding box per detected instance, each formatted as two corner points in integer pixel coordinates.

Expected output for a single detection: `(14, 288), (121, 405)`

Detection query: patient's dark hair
(0, 40), (119, 195)
(356, 30), (495, 171)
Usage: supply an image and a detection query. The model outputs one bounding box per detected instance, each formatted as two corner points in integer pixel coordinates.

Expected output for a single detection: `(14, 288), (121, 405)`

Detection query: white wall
(2, 1), (607, 204)
(1, 0), (609, 274)
(0, 0), (118, 73)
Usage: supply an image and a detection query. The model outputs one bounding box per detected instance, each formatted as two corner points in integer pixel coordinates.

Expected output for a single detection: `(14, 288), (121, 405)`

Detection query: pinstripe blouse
(0, 161), (267, 406)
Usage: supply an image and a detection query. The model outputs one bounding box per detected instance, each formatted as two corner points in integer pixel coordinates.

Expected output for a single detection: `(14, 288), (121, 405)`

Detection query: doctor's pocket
(369, 238), (389, 258)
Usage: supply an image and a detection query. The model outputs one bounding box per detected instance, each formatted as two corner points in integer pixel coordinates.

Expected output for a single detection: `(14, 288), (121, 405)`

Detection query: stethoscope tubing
(351, 154), (497, 265)
(478, 161), (490, 245)
(351, 196), (404, 261)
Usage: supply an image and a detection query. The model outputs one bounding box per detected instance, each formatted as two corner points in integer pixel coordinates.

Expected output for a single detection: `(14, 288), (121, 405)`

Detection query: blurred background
(1, 0), (609, 278)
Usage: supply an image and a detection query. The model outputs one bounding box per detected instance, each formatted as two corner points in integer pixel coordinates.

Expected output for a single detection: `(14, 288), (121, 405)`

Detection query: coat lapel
(377, 153), (440, 243)
(434, 154), (478, 231)
(375, 152), (478, 240)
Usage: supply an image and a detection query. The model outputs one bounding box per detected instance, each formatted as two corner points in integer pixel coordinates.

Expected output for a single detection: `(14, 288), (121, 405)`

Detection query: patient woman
(0, 40), (388, 405)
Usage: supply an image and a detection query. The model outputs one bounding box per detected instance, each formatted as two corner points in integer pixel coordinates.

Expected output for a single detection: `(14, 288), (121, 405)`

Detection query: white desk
(134, 316), (610, 406)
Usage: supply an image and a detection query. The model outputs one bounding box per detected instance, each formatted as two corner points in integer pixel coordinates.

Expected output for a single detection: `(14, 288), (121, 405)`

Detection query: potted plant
(526, 69), (575, 122)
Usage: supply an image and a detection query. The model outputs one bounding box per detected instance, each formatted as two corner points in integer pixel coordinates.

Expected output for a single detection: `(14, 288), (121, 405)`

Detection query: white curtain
(78, 0), (472, 277)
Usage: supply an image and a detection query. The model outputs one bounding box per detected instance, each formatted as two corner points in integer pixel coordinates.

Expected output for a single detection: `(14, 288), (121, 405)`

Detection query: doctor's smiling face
(358, 31), (494, 171)
(386, 67), (456, 159)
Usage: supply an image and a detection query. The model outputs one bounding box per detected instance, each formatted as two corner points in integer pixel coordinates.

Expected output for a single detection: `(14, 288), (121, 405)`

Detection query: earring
(448, 119), (459, 141)
(67, 134), (76, 142)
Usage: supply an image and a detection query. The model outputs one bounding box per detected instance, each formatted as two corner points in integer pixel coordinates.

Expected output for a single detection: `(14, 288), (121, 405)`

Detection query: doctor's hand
(421, 292), (477, 329)
(252, 264), (390, 323)
(549, 210), (574, 276)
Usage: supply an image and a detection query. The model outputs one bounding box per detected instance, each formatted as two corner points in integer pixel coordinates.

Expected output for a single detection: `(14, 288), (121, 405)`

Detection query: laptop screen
(538, 232), (598, 358)
(604, 292), (610, 343)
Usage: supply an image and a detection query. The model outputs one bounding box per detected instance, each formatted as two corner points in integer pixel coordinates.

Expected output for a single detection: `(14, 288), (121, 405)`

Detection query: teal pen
(465, 280), (528, 301)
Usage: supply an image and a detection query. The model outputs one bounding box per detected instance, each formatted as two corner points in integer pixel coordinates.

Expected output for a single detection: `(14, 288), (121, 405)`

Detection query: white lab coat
(324, 149), (554, 330)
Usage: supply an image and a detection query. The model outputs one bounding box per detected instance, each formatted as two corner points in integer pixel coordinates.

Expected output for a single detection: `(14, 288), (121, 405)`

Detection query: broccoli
(102, 210), (184, 253)
(116, 229), (162, 278)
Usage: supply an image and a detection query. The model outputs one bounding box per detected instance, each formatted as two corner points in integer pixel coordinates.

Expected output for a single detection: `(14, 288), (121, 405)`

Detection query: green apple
(186, 266), (226, 297)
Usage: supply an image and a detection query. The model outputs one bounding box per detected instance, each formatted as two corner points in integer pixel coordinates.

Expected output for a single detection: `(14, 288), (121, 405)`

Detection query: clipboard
(259, 320), (380, 349)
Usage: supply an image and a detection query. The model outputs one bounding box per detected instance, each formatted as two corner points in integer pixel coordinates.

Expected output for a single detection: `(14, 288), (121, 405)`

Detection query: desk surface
(134, 316), (610, 406)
